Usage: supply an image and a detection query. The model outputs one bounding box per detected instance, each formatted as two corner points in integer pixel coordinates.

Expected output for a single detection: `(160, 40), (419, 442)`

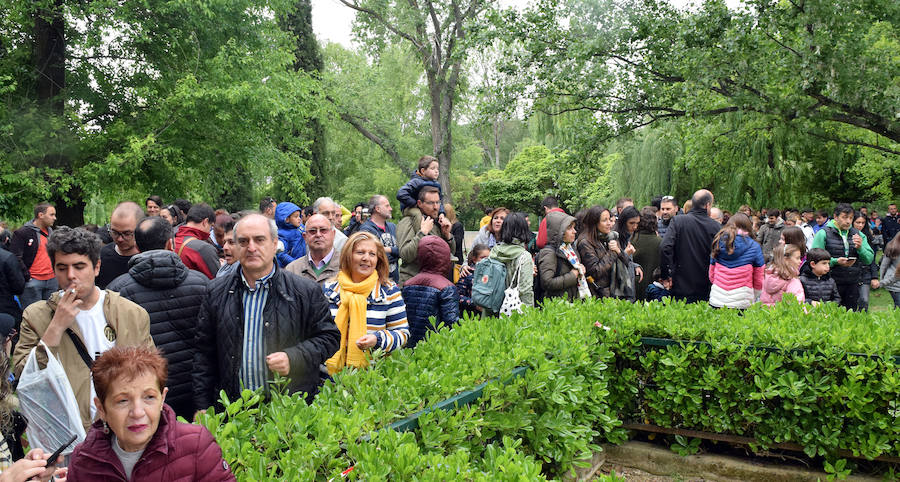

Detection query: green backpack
(471, 257), (507, 313)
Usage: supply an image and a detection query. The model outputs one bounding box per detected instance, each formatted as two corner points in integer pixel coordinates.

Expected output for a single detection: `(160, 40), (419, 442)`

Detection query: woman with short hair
(67, 346), (234, 481)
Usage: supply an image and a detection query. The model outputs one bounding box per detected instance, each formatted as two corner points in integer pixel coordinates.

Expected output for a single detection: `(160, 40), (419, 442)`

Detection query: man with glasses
(96, 201), (145, 288)
(312, 197), (348, 255)
(285, 214), (340, 285)
(397, 186), (455, 284)
(174, 203), (221, 279)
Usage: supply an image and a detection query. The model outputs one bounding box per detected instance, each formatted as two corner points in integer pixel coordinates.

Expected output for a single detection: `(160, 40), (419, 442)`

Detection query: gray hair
(234, 214), (278, 241)
(313, 197), (335, 213)
(368, 194), (387, 213)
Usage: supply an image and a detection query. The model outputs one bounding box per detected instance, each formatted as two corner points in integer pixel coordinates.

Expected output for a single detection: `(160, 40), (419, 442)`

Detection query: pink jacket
(67, 404), (235, 482)
(760, 268), (805, 306)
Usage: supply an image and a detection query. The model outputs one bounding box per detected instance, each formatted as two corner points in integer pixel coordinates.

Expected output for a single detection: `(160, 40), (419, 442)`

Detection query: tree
(0, 0), (321, 225)
(336, 0), (493, 203)
(491, 0), (899, 154)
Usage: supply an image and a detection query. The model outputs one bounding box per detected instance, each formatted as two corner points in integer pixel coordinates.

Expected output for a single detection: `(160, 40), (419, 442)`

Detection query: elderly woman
(322, 232), (409, 374)
(472, 207), (509, 249)
(66, 346), (234, 481)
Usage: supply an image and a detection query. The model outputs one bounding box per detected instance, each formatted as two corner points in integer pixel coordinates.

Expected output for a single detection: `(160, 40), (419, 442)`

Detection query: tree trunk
(35, 0), (83, 227)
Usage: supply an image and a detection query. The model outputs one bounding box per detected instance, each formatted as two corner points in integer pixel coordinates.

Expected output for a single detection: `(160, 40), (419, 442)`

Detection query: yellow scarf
(326, 271), (379, 374)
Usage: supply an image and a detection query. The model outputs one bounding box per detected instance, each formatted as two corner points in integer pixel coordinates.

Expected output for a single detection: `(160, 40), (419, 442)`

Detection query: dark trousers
(836, 283), (860, 311)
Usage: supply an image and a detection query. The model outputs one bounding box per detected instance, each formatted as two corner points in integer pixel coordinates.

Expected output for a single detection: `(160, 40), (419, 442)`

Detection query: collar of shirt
(309, 249), (335, 269)
(240, 264), (276, 292)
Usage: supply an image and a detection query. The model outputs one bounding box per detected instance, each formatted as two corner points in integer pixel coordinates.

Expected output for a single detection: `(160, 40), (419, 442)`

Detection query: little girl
(761, 244), (805, 306)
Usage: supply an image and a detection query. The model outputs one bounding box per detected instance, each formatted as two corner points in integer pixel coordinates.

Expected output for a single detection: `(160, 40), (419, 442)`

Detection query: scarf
(326, 271), (379, 375)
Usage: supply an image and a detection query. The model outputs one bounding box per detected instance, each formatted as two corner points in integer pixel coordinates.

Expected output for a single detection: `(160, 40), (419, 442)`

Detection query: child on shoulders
(761, 244), (805, 306)
(397, 155), (444, 216)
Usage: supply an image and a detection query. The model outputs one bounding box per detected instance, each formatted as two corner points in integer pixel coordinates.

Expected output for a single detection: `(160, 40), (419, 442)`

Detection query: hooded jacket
(174, 225), (220, 279)
(67, 404), (235, 482)
(757, 218), (785, 259)
(659, 206), (722, 300)
(13, 290), (153, 431)
(402, 236), (459, 348)
(275, 202), (307, 268)
(537, 211), (580, 301)
(396, 173), (443, 211)
(489, 241), (535, 309)
(708, 233), (765, 309)
(760, 268), (805, 306)
(396, 207), (456, 284)
(106, 250), (209, 419)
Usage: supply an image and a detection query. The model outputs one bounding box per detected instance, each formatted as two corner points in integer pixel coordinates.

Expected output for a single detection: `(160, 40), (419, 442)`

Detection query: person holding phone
(810, 203), (874, 311)
(66, 346), (234, 481)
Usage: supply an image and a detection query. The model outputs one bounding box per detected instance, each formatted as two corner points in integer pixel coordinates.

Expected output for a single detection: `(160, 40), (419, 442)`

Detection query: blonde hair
(339, 231), (390, 285)
(769, 244), (800, 280)
(443, 203), (458, 223)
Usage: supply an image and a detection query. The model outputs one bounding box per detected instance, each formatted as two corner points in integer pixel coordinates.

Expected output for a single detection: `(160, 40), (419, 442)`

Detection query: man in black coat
(0, 229), (26, 327)
(107, 216), (208, 419)
(659, 189), (722, 303)
(193, 214), (340, 418)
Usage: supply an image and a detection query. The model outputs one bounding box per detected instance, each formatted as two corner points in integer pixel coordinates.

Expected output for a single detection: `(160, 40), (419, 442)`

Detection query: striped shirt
(240, 265), (275, 392)
(322, 280), (410, 351)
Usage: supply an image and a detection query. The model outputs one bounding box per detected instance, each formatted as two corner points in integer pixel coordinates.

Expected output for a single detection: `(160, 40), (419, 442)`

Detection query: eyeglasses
(421, 201), (441, 206)
(110, 229), (135, 239)
(306, 228), (331, 235)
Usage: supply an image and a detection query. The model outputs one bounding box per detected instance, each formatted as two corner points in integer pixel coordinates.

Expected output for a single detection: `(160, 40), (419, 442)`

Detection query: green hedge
(198, 298), (899, 480)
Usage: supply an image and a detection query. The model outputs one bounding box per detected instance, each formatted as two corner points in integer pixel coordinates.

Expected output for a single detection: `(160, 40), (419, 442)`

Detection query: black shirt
(97, 243), (134, 289)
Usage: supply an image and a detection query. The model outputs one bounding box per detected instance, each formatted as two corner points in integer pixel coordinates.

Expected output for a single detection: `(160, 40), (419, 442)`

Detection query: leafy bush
(199, 298), (899, 479)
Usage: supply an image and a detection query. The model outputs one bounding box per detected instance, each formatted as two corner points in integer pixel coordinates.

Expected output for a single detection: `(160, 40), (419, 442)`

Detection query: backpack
(471, 258), (507, 312)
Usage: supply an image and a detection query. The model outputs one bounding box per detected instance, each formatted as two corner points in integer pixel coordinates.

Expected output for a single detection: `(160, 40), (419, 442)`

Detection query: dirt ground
(598, 464), (709, 481)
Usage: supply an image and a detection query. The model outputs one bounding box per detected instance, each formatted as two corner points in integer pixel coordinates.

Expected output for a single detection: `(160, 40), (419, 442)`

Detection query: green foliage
(0, 0), (323, 222)
(201, 298), (898, 479)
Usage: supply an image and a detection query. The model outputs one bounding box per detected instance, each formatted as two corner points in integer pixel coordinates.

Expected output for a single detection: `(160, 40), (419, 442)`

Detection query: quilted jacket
(107, 250), (208, 419)
(193, 265), (340, 410)
(402, 236), (459, 348)
(67, 404), (235, 481)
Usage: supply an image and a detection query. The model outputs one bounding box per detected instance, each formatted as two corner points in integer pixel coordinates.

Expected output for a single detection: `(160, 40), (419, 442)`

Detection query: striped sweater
(708, 233), (765, 308)
(322, 280), (410, 352)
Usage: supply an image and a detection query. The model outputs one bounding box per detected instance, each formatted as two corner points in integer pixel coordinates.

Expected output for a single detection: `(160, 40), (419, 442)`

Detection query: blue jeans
(19, 278), (58, 310)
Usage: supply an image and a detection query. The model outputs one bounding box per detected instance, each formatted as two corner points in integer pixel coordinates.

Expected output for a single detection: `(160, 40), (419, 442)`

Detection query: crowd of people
(0, 154), (898, 480)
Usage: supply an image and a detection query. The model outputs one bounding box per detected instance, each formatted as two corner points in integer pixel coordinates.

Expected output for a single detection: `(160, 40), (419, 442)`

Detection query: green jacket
(397, 207), (456, 284)
(489, 241), (535, 308)
(811, 219), (874, 267)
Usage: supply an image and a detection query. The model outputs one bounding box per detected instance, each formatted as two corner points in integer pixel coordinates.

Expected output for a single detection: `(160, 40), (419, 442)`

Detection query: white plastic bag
(17, 341), (86, 456)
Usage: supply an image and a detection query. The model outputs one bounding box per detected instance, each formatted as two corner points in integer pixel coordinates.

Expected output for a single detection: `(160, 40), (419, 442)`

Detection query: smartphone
(847, 257), (857, 261)
(46, 434), (78, 466)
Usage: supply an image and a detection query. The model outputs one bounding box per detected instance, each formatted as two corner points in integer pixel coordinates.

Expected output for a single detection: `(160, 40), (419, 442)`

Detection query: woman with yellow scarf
(321, 232), (410, 374)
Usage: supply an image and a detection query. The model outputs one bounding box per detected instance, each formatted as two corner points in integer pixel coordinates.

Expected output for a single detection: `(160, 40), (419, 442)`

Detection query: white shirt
(74, 289), (115, 419)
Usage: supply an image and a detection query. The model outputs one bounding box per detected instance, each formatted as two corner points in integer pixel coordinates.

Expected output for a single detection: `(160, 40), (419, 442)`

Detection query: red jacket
(536, 208), (565, 249)
(67, 404), (235, 482)
(174, 225), (220, 279)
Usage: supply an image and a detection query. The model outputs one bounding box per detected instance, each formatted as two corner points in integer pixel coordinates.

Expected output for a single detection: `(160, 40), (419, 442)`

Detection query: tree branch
(336, 0), (425, 52)
(805, 131), (900, 156)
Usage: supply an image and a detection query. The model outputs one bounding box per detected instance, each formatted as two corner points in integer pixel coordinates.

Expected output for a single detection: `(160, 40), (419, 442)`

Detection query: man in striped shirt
(193, 214), (340, 417)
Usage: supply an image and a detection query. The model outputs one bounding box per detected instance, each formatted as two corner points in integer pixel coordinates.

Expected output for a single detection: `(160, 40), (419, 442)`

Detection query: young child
(456, 244), (490, 316)
(396, 155), (444, 215)
(798, 248), (841, 306)
(761, 244), (805, 306)
(645, 268), (671, 301)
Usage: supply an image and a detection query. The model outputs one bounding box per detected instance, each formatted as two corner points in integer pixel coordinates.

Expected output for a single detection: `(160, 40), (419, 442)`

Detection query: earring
(102, 420), (109, 435)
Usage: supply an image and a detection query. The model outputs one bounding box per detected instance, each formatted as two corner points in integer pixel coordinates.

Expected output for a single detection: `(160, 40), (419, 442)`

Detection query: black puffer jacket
(193, 265), (340, 411)
(0, 247), (26, 323)
(798, 266), (841, 305)
(107, 250), (208, 419)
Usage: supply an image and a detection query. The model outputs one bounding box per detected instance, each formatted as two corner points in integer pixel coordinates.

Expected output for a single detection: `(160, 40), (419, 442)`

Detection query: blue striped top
(240, 265), (275, 392)
(321, 280), (410, 351)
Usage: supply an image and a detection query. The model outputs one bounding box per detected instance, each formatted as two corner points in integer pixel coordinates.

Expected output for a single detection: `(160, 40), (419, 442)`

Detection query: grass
(869, 287), (895, 312)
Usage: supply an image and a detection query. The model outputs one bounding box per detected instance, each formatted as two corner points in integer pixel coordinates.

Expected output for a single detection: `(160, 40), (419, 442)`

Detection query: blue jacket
(400, 236), (459, 348)
(396, 174), (443, 211)
(359, 219), (399, 283)
(275, 202), (307, 268)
